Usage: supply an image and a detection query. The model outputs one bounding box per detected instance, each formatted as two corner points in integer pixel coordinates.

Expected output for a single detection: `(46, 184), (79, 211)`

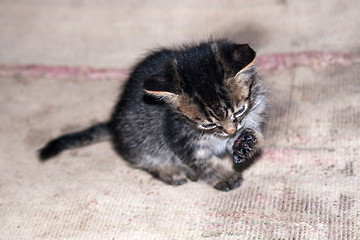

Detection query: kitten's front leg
(232, 128), (263, 163)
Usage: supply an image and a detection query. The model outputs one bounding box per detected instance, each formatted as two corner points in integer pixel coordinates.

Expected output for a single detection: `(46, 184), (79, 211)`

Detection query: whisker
(250, 95), (265, 111)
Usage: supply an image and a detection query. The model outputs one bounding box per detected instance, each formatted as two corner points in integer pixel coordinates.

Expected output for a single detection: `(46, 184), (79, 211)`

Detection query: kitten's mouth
(219, 133), (230, 137)
(216, 130), (239, 138)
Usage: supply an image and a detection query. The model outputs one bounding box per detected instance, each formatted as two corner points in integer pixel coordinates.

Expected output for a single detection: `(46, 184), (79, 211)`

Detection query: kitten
(39, 39), (267, 191)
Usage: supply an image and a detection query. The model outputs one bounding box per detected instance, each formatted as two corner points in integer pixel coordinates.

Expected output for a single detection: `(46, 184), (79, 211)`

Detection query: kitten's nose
(223, 123), (237, 136)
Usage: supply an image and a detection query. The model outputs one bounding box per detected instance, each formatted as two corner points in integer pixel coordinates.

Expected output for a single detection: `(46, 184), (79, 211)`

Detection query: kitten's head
(143, 40), (263, 137)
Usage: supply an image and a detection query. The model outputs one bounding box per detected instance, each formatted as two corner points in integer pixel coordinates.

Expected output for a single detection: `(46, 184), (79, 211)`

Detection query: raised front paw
(232, 128), (257, 163)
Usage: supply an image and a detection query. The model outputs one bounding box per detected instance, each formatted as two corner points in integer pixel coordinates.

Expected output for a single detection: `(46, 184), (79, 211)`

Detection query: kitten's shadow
(233, 150), (262, 173)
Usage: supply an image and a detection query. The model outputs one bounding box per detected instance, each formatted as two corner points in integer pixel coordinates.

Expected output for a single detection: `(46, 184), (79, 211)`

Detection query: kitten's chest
(194, 134), (230, 159)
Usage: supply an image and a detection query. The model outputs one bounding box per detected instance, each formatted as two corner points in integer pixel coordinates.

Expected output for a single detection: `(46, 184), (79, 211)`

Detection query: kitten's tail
(38, 122), (111, 161)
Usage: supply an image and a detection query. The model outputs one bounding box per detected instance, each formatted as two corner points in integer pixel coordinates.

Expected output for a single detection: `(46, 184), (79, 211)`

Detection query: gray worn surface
(0, 0), (359, 239)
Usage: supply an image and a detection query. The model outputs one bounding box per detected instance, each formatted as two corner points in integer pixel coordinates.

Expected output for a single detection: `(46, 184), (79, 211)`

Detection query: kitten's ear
(232, 44), (256, 72)
(143, 59), (180, 102)
(234, 52), (256, 80)
(143, 75), (178, 99)
(215, 42), (256, 77)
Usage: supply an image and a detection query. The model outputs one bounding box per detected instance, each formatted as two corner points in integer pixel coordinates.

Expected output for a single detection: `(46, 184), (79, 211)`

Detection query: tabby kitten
(39, 40), (266, 191)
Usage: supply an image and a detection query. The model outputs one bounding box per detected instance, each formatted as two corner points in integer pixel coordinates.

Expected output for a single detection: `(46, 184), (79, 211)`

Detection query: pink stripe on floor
(0, 65), (130, 81)
(257, 50), (359, 72)
(0, 51), (358, 80)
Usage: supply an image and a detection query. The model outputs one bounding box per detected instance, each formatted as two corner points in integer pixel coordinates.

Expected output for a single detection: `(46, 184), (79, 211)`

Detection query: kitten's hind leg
(213, 172), (243, 192)
(128, 152), (196, 186)
(147, 164), (189, 186)
(196, 156), (243, 191)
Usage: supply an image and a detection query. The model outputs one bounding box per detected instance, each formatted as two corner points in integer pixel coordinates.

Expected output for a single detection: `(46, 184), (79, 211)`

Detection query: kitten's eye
(234, 103), (248, 118)
(200, 123), (217, 130)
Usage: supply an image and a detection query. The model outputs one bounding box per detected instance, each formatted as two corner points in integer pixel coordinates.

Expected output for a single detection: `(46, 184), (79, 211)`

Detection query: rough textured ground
(0, 0), (359, 239)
